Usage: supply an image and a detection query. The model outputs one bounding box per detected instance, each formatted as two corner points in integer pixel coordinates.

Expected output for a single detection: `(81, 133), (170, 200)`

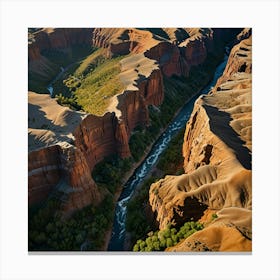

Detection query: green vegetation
(74, 48), (106, 76)
(29, 194), (114, 251)
(29, 45), (224, 252)
(92, 155), (132, 194)
(74, 55), (125, 115)
(56, 93), (82, 111)
(129, 124), (159, 161)
(132, 222), (204, 252)
(29, 154), (132, 251)
(48, 48), (125, 116)
(212, 213), (218, 220)
(157, 127), (185, 176)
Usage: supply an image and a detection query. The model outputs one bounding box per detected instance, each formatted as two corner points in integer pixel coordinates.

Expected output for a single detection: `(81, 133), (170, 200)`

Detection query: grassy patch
(74, 48), (106, 76)
(50, 49), (125, 116)
(74, 55), (125, 115)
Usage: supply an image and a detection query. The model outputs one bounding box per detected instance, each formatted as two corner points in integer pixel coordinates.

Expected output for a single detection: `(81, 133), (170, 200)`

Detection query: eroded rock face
(28, 28), (94, 62)
(149, 32), (252, 251)
(215, 36), (252, 86)
(28, 145), (62, 205)
(73, 113), (131, 171)
(28, 142), (101, 213)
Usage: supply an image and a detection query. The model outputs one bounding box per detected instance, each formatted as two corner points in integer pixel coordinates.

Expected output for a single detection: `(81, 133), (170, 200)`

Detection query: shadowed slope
(203, 104), (251, 170)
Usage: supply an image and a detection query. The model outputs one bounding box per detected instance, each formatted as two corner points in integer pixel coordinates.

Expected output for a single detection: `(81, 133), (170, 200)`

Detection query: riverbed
(107, 52), (229, 251)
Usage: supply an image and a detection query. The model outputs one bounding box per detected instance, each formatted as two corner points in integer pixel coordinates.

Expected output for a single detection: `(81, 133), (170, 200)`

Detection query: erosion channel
(107, 51), (229, 251)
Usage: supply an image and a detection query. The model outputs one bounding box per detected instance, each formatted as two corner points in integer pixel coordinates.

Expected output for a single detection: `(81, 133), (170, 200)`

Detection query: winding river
(107, 52), (229, 251)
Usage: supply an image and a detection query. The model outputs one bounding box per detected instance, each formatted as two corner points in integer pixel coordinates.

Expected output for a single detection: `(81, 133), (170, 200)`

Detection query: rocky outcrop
(73, 112), (130, 171)
(215, 36), (252, 87)
(92, 28), (159, 57)
(28, 145), (62, 205)
(28, 142), (101, 214)
(149, 32), (252, 251)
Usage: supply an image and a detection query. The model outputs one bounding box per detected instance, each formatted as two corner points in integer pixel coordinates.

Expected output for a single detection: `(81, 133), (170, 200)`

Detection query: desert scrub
(132, 222), (204, 252)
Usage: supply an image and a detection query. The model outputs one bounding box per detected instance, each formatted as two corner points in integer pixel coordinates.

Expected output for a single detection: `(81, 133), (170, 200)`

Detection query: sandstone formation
(28, 28), (241, 215)
(28, 93), (101, 212)
(149, 31), (252, 251)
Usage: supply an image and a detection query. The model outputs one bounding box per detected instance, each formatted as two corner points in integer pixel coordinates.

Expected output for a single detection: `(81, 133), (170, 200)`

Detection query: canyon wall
(91, 28), (241, 77)
(28, 28), (240, 215)
(28, 28), (94, 61)
(149, 31), (252, 251)
(29, 141), (101, 213)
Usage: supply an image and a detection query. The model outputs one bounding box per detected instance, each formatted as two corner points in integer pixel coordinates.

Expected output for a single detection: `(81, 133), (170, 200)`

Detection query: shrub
(212, 213), (218, 220)
(132, 221), (204, 252)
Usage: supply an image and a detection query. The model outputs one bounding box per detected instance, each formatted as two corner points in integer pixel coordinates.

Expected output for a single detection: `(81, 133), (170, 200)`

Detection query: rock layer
(149, 31), (252, 251)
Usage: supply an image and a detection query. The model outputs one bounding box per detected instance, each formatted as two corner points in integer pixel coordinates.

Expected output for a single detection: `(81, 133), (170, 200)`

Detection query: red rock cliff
(28, 142), (101, 214)
(28, 145), (62, 205)
(28, 28), (94, 62)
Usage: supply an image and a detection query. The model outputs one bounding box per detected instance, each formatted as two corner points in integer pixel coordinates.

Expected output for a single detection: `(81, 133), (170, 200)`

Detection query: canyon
(149, 32), (252, 252)
(28, 28), (240, 214)
(28, 28), (251, 252)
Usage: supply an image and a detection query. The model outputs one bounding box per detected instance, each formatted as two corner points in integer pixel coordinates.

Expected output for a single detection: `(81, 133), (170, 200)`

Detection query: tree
(166, 238), (173, 248)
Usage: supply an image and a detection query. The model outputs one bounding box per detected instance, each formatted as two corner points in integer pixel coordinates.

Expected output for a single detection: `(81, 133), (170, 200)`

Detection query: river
(107, 51), (229, 251)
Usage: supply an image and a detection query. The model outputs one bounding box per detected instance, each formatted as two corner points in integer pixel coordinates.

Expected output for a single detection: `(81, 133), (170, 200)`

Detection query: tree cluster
(29, 195), (114, 251)
(132, 222), (204, 252)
